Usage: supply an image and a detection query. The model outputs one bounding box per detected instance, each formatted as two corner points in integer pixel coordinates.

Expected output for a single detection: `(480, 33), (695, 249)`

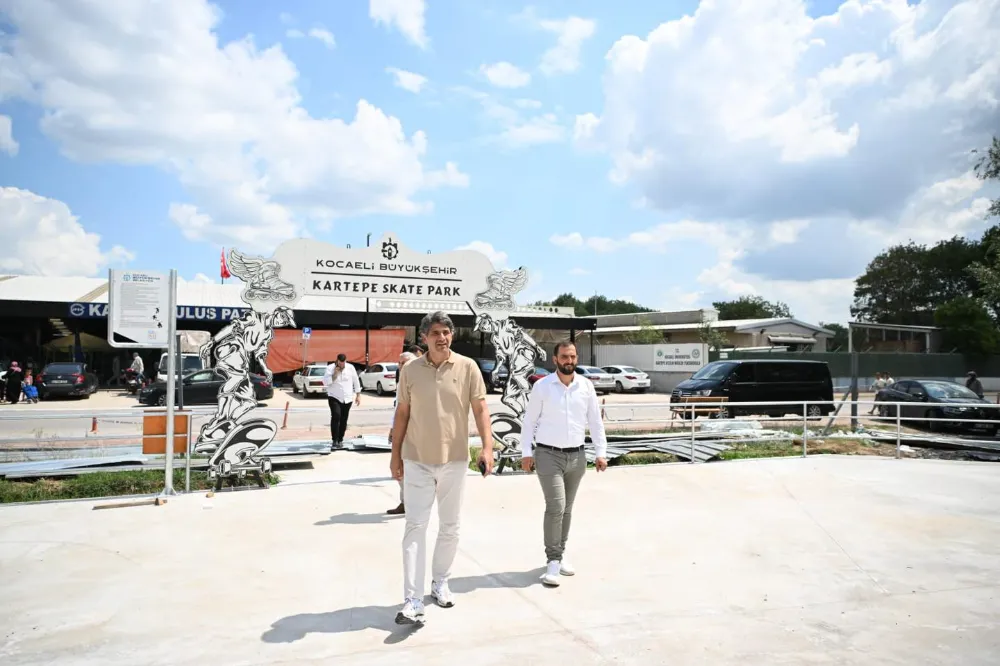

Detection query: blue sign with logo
(68, 302), (252, 322)
(302, 326), (312, 340)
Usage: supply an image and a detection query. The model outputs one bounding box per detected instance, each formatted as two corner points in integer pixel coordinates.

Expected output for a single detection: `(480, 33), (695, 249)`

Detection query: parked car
(475, 358), (509, 393)
(360, 363), (398, 395)
(672, 359), (834, 419)
(529, 367), (550, 385)
(36, 362), (99, 400)
(155, 352), (206, 382)
(602, 365), (650, 393)
(575, 365), (615, 394)
(292, 364), (328, 398)
(138, 369), (273, 406)
(874, 379), (1000, 436)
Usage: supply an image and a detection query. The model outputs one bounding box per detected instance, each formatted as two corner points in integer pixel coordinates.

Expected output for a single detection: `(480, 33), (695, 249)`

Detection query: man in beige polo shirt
(389, 311), (493, 625)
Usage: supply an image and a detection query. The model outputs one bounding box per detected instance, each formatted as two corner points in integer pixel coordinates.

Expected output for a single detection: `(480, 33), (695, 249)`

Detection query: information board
(651, 343), (708, 373)
(107, 269), (174, 348)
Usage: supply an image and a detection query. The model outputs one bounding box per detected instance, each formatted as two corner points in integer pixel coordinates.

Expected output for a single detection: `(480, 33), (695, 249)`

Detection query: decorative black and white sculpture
(194, 250), (298, 486)
(471, 267), (545, 460)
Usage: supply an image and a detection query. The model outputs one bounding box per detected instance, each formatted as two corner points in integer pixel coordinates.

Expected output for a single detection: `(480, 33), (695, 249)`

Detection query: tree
(851, 236), (988, 325)
(538, 293), (654, 318)
(698, 320), (729, 351)
(819, 322), (849, 351)
(712, 295), (792, 320)
(967, 136), (1000, 306)
(934, 296), (1000, 355)
(626, 316), (663, 344)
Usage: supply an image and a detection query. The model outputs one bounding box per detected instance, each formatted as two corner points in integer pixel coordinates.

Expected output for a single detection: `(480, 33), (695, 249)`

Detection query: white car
(292, 364), (328, 398)
(602, 365), (651, 393)
(574, 365), (615, 394)
(360, 363), (398, 396)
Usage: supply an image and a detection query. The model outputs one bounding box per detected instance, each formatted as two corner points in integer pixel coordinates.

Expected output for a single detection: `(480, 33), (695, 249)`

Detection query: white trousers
(401, 459), (468, 600)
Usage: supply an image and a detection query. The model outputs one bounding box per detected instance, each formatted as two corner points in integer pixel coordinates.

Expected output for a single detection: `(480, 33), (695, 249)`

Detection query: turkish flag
(220, 248), (231, 280)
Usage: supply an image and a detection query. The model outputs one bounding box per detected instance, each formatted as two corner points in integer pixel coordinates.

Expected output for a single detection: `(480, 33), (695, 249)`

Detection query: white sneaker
(541, 560), (561, 587)
(394, 598), (425, 625)
(559, 560), (575, 576)
(431, 580), (455, 608)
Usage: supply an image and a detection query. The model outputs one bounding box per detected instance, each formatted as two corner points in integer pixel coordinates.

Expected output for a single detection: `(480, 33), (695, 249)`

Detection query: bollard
(91, 416), (98, 433)
(689, 405), (696, 464)
(601, 398), (606, 420)
(281, 401), (290, 430)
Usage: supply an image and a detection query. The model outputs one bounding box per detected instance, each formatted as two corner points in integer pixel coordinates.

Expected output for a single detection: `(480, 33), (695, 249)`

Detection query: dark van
(671, 359), (834, 419)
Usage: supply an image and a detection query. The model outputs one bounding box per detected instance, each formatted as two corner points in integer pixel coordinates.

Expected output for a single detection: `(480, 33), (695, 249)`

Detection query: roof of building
(0, 274), (576, 319)
(593, 317), (834, 336)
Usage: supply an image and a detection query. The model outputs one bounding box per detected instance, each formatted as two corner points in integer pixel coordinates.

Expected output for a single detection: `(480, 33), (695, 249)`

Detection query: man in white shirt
(323, 353), (361, 449)
(520, 340), (607, 587)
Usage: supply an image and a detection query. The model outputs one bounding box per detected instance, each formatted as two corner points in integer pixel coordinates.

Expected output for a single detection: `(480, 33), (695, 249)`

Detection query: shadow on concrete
(260, 569), (544, 645)
(314, 512), (396, 526)
(338, 475), (395, 488)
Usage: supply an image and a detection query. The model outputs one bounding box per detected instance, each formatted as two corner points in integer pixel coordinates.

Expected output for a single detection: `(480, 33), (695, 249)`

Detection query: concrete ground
(1, 454), (998, 665)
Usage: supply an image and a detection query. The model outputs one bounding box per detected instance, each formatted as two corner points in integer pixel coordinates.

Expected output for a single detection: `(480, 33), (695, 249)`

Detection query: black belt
(535, 443), (584, 453)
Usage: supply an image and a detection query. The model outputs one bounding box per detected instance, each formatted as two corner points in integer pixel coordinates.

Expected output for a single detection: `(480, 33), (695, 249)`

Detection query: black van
(671, 359), (834, 418)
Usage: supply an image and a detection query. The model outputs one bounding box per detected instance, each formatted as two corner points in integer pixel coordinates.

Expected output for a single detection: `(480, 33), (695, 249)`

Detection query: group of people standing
(387, 310), (608, 626)
(1, 362), (38, 405)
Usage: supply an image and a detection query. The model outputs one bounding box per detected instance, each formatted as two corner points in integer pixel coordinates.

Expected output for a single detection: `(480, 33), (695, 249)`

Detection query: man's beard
(556, 361), (576, 375)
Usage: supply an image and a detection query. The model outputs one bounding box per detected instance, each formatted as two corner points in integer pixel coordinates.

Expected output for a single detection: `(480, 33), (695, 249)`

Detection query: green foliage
(626, 316), (663, 344)
(0, 469), (281, 504)
(933, 296), (1000, 355)
(541, 292), (654, 318)
(819, 322), (850, 351)
(698, 320), (729, 351)
(712, 295), (792, 320)
(972, 135), (1000, 220)
(851, 235), (992, 325)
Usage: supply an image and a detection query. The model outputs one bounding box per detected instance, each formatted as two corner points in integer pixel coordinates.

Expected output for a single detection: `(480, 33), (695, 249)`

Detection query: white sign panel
(108, 270), (172, 347)
(652, 343), (708, 373)
(302, 327), (312, 340)
(271, 234), (499, 304)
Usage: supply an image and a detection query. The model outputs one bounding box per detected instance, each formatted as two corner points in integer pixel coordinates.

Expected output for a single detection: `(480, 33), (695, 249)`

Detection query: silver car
(575, 365), (615, 394)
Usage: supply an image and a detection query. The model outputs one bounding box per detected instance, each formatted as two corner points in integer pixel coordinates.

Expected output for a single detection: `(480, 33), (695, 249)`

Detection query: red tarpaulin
(266, 329), (407, 374)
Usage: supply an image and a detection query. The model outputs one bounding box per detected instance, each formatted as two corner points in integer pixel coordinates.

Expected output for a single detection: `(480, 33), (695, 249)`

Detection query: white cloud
(370, 0), (429, 49)
(1, 0), (465, 251)
(0, 115), (17, 155)
(455, 241), (509, 269)
(567, 0), (1000, 321)
(0, 187), (134, 276)
(479, 62), (531, 88)
(455, 87), (567, 149)
(498, 113), (565, 147)
(192, 273), (213, 284)
(569, 267), (590, 276)
(286, 27), (336, 49)
(515, 8), (596, 75)
(424, 162), (470, 189)
(386, 67), (428, 93)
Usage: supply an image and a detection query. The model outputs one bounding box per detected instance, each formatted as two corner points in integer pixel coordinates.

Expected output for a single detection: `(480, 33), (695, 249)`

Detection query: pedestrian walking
(389, 311), (494, 625)
(519, 341), (608, 587)
(323, 353), (361, 449)
(4, 361), (23, 404)
(387, 350), (417, 516)
(868, 372), (887, 414)
(966, 371), (985, 399)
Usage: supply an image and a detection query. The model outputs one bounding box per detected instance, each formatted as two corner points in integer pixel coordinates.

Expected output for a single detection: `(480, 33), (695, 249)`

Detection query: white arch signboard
(196, 233), (542, 486)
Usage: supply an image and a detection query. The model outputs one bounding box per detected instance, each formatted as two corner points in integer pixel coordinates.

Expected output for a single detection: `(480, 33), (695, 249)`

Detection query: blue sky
(1, 0), (998, 324)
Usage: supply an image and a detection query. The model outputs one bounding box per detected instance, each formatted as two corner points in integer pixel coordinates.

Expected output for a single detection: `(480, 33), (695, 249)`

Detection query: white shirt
(323, 362), (361, 402)
(519, 371), (608, 460)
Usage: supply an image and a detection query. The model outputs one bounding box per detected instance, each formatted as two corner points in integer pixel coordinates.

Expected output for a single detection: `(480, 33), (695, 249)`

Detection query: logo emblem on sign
(381, 239), (399, 261)
(692, 348), (700, 359)
(69, 303), (85, 317)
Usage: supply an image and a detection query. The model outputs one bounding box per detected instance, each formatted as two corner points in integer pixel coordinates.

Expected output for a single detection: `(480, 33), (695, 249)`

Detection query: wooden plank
(142, 411), (191, 454)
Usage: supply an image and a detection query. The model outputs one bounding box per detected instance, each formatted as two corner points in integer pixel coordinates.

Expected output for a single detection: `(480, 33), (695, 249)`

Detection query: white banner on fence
(651, 343), (707, 372)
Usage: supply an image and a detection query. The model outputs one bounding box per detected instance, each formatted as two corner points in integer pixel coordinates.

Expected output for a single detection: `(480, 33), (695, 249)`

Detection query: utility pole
(365, 232), (371, 369)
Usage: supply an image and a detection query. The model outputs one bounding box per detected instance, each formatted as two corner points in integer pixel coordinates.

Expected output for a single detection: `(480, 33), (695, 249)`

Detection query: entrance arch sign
(196, 233), (543, 484)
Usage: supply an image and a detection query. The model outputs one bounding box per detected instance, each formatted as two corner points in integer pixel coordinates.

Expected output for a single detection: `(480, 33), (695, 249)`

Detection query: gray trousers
(534, 445), (587, 562)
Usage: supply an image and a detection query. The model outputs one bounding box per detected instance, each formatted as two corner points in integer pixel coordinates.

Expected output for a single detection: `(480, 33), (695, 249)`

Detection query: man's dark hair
(336, 353), (347, 362)
(552, 341), (576, 358)
(419, 311), (455, 337)
(406, 345), (422, 355)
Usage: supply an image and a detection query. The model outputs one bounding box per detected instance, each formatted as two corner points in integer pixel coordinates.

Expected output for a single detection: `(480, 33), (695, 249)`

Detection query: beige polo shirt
(397, 351), (487, 465)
